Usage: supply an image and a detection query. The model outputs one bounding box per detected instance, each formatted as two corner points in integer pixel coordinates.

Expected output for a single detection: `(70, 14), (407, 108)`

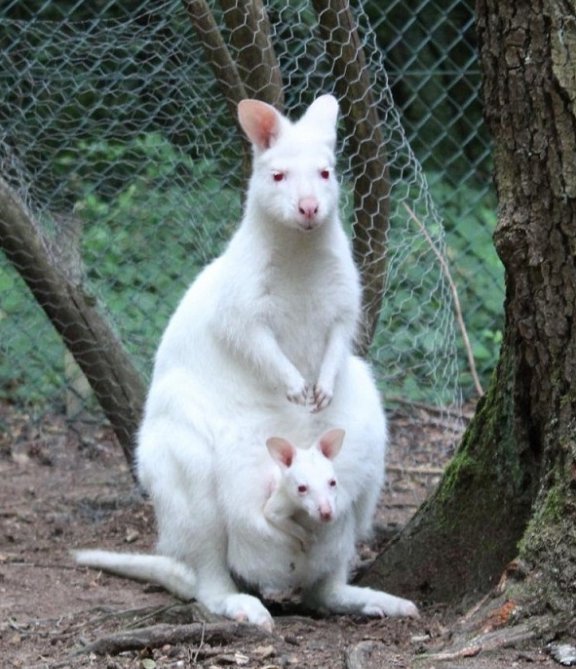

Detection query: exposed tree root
(418, 563), (572, 664)
(77, 620), (273, 656)
(419, 616), (550, 663)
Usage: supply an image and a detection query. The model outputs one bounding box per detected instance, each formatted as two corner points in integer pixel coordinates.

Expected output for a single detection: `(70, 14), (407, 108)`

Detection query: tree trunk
(0, 179), (146, 467)
(218, 0), (284, 108)
(362, 0), (576, 624)
(312, 0), (390, 353)
(182, 0), (248, 116)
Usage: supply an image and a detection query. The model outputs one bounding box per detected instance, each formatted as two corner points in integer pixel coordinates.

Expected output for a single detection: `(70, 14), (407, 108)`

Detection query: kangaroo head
(266, 428), (345, 523)
(238, 96), (340, 232)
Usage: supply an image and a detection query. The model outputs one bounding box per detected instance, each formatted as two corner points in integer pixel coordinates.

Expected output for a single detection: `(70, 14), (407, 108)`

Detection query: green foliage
(77, 134), (240, 372)
(370, 174), (503, 403)
(432, 173), (504, 392)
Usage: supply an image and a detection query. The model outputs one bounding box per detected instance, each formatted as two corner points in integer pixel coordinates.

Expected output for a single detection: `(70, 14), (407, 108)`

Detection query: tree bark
(182, 0), (248, 117)
(218, 0), (284, 108)
(362, 0), (576, 623)
(312, 0), (390, 354)
(0, 179), (146, 466)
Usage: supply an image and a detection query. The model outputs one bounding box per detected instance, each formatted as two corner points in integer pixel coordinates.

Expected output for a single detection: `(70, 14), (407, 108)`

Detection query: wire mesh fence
(0, 0), (502, 439)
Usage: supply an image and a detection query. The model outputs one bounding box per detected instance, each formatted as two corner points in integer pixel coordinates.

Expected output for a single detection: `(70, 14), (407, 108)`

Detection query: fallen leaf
(254, 644), (276, 658)
(125, 528), (140, 543)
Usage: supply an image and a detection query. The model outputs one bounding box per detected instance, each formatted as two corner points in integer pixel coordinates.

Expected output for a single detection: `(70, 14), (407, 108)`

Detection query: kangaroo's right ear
(317, 428), (345, 460)
(266, 437), (295, 468)
(238, 100), (285, 152)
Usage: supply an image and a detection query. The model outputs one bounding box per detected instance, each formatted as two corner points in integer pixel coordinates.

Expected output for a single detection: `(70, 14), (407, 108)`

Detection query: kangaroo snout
(319, 504), (334, 522)
(298, 196), (319, 224)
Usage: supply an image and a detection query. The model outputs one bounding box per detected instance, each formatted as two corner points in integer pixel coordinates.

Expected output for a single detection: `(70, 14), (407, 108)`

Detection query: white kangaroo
(74, 95), (418, 628)
(263, 428), (344, 551)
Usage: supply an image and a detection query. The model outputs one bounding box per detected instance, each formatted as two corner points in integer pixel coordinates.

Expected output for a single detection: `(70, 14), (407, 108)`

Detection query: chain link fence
(0, 0), (502, 437)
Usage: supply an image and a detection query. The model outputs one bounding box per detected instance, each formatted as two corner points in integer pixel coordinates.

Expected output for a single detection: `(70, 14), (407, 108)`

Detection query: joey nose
(298, 196), (319, 220)
(319, 505), (333, 522)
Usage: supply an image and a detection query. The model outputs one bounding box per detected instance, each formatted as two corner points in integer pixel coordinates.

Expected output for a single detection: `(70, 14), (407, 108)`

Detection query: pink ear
(266, 437), (295, 468)
(317, 428), (345, 460)
(238, 100), (282, 151)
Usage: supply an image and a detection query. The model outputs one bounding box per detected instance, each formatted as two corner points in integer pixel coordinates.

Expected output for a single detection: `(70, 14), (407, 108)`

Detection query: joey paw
(288, 533), (309, 553)
(285, 531), (309, 554)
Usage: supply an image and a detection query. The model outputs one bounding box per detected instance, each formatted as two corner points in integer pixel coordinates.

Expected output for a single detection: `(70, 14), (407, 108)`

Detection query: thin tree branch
(403, 202), (484, 397)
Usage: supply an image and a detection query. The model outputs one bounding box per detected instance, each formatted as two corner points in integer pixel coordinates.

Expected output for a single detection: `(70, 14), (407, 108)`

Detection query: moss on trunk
(362, 343), (539, 604)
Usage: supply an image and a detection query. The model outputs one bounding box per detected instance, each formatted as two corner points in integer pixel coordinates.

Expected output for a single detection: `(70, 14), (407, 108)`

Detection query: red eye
(320, 169), (330, 180)
(272, 171), (285, 182)
(297, 484), (308, 494)
(329, 479), (337, 488)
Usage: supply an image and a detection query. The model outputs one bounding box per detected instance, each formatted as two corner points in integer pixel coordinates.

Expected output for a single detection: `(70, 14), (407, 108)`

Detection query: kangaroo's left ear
(266, 436), (296, 468)
(317, 428), (345, 460)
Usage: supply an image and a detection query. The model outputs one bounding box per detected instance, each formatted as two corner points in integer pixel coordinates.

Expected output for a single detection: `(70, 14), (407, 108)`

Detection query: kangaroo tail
(73, 549), (197, 601)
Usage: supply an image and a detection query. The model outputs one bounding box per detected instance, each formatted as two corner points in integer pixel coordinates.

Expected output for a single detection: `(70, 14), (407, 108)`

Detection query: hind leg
(305, 562), (418, 618)
(139, 420), (273, 629)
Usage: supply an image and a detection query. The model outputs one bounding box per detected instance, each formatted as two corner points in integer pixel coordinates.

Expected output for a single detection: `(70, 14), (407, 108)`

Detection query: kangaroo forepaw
(286, 381), (309, 406)
(311, 383), (333, 412)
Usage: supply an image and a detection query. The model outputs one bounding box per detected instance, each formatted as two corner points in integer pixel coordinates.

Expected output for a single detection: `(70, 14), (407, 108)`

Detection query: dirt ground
(0, 400), (564, 669)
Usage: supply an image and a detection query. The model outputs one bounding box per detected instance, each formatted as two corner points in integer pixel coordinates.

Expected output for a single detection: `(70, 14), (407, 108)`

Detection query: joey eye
(329, 479), (337, 488)
(297, 484), (308, 494)
(272, 171), (285, 182)
(320, 169), (330, 180)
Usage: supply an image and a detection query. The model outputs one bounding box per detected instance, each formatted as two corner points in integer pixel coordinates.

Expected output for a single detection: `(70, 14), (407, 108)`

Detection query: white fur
(263, 428), (344, 550)
(74, 96), (418, 627)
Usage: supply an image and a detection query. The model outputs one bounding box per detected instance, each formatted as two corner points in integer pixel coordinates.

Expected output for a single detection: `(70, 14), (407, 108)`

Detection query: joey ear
(266, 437), (296, 468)
(317, 428), (345, 460)
(238, 99), (284, 152)
(297, 94), (339, 146)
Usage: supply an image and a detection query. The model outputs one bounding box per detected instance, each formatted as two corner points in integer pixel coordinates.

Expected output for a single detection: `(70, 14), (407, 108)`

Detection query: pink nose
(319, 505), (333, 522)
(298, 196), (319, 220)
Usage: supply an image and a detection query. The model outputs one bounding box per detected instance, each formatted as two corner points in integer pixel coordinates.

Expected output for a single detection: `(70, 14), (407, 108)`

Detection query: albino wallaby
(146, 94), (361, 416)
(74, 96), (418, 628)
(264, 428), (344, 551)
